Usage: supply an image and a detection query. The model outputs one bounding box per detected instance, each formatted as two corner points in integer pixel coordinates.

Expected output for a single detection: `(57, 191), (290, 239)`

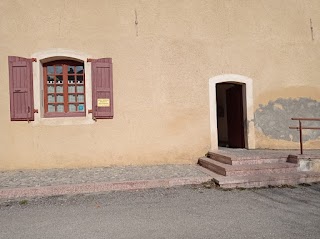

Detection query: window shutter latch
(87, 109), (97, 121)
(27, 107), (38, 114)
(26, 108), (38, 123)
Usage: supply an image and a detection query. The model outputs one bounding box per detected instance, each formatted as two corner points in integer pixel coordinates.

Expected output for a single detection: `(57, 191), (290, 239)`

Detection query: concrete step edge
(199, 157), (297, 172)
(208, 150), (289, 160)
(217, 171), (320, 185)
(198, 157), (226, 176)
(0, 176), (212, 199)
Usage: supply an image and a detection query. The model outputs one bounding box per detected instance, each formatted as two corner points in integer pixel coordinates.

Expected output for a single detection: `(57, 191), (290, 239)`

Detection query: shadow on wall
(255, 98), (320, 142)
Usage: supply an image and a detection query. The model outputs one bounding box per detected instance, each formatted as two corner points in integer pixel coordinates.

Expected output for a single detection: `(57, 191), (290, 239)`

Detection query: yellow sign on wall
(97, 98), (110, 107)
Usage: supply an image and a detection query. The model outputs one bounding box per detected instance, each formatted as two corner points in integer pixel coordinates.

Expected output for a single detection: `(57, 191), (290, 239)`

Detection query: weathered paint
(255, 128), (320, 149)
(255, 98), (320, 142)
(0, 0), (320, 170)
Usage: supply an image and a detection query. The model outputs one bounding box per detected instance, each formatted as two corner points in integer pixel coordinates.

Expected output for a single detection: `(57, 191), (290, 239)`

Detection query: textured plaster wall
(255, 88), (320, 149)
(0, 0), (320, 170)
(255, 98), (320, 142)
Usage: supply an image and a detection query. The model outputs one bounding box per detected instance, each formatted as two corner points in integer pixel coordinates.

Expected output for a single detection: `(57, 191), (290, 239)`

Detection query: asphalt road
(0, 184), (320, 239)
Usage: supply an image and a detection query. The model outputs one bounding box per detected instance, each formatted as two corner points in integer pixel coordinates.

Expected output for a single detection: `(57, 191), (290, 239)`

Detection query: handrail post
(299, 120), (303, 155)
(290, 117), (320, 154)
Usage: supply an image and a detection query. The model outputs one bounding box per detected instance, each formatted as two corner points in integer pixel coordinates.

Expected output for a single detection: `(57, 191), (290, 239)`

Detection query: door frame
(209, 74), (255, 150)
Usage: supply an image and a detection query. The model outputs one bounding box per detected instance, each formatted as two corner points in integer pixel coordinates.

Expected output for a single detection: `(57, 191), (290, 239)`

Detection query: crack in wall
(135, 9), (138, 37)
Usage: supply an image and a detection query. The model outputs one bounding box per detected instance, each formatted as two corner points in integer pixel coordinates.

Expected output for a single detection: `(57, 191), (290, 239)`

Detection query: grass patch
(201, 180), (219, 189)
(298, 183), (312, 187)
(19, 200), (28, 205)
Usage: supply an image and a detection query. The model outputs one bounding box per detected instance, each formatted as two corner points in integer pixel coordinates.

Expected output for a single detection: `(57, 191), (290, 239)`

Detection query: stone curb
(0, 176), (212, 199)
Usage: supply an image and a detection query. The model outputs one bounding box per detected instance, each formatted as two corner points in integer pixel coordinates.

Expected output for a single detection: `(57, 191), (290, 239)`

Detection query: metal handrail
(289, 118), (320, 154)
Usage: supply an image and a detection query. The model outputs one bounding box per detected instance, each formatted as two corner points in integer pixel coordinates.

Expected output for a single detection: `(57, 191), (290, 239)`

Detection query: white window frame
(31, 49), (94, 126)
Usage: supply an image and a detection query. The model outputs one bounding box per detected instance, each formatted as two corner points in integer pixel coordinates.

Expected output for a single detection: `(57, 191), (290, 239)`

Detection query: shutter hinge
(87, 58), (93, 62)
(31, 58), (37, 62)
(34, 109), (39, 113)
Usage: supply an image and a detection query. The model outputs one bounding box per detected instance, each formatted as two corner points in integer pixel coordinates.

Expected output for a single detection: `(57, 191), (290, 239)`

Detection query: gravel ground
(0, 165), (208, 189)
(0, 183), (319, 239)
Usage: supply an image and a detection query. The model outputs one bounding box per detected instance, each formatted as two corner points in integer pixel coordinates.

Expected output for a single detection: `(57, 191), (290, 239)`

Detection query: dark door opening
(216, 83), (245, 148)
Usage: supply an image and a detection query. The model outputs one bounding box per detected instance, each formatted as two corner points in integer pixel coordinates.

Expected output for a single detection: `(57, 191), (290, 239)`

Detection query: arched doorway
(209, 74), (255, 150)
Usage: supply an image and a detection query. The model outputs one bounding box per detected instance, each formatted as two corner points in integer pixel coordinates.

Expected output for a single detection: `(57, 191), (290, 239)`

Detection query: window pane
(69, 104), (76, 112)
(68, 66), (75, 74)
(47, 76), (54, 84)
(78, 104), (85, 112)
(56, 75), (63, 84)
(57, 95), (64, 103)
(77, 85), (84, 93)
(68, 94), (76, 103)
(76, 75), (84, 84)
(57, 104), (64, 112)
(48, 94), (55, 103)
(55, 65), (63, 74)
(77, 94), (84, 102)
(48, 104), (55, 112)
(48, 86), (54, 93)
(56, 85), (63, 93)
(76, 66), (84, 74)
(44, 61), (86, 116)
(68, 86), (75, 93)
(68, 75), (75, 84)
(47, 66), (54, 74)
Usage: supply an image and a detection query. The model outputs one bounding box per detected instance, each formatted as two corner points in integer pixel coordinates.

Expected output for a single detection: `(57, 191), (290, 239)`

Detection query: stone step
(211, 171), (320, 189)
(198, 157), (298, 176)
(207, 151), (287, 165)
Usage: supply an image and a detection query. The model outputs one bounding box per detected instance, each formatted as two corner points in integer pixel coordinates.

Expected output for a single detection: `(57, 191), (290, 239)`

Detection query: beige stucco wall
(0, 0), (320, 170)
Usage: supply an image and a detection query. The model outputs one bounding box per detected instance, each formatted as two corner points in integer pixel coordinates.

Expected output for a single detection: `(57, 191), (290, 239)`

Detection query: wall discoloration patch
(255, 98), (320, 142)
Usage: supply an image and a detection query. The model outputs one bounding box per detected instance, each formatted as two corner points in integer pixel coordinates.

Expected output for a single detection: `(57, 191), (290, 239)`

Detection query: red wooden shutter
(8, 56), (34, 121)
(91, 58), (113, 119)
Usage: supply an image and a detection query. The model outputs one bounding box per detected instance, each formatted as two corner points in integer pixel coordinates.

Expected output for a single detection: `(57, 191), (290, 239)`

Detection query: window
(43, 60), (85, 117)
(8, 55), (114, 122)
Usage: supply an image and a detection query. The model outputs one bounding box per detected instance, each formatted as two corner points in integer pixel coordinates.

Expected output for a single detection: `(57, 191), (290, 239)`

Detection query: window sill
(44, 112), (86, 118)
(31, 114), (95, 126)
